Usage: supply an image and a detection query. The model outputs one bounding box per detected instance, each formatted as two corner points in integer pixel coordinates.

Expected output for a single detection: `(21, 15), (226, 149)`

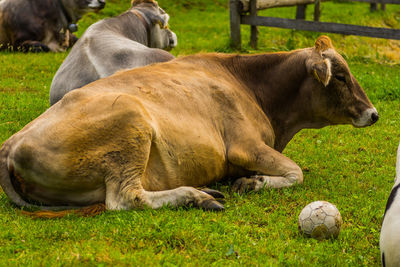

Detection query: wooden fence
(230, 0), (400, 49)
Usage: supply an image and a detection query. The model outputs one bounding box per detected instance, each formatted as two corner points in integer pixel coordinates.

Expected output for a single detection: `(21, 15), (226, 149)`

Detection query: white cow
(380, 142), (400, 267)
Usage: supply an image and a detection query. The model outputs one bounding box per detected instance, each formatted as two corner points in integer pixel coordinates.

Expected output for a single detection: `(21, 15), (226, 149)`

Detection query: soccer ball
(298, 201), (342, 240)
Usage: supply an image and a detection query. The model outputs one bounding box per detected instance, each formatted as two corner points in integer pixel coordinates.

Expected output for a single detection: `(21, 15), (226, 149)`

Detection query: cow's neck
(130, 9), (152, 46)
(106, 10), (149, 46)
(227, 49), (324, 152)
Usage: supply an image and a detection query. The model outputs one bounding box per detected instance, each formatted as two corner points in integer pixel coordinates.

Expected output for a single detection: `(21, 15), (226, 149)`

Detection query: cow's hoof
(200, 188), (225, 199)
(232, 176), (265, 194)
(200, 199), (224, 211)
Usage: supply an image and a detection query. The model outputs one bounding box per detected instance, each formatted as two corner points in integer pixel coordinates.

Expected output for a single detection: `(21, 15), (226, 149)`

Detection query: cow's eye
(335, 75), (346, 83)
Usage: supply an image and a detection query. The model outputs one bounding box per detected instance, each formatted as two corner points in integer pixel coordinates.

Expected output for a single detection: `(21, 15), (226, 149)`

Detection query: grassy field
(0, 0), (400, 265)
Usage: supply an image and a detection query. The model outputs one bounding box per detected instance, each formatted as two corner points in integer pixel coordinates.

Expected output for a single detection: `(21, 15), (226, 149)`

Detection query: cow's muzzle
(168, 31), (178, 49)
(89, 0), (105, 10)
(352, 108), (379, 127)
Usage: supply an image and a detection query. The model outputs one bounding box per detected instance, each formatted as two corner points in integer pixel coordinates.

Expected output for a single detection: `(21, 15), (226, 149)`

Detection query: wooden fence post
(250, 0), (258, 49)
(230, 0), (242, 49)
(296, 4), (307, 20)
(370, 0), (378, 11)
(314, 0), (320, 21)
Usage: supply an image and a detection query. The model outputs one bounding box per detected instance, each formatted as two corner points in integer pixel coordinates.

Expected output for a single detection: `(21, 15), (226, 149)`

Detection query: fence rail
(230, 0), (400, 49)
(241, 15), (400, 39)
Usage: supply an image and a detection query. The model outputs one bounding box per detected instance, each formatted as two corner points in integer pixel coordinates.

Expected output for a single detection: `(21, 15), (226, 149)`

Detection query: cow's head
(304, 36), (378, 127)
(74, 0), (106, 11)
(61, 0), (105, 22)
(131, 0), (177, 50)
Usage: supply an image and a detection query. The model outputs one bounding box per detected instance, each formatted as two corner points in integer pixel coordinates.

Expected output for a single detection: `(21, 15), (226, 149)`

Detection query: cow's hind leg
(101, 97), (224, 211)
(103, 124), (223, 211)
(105, 180), (224, 211)
(104, 155), (225, 211)
(141, 187), (224, 210)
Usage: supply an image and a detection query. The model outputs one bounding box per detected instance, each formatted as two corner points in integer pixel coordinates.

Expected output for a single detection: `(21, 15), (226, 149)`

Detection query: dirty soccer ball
(298, 201), (342, 240)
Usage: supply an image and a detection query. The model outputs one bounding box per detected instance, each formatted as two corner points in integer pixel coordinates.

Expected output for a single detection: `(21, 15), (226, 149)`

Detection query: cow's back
(83, 55), (274, 145)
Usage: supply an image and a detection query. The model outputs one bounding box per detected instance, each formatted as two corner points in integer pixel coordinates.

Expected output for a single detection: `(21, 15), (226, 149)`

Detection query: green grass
(0, 0), (400, 265)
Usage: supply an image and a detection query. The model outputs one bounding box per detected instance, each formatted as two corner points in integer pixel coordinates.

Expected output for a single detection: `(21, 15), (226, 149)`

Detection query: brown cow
(0, 36), (378, 214)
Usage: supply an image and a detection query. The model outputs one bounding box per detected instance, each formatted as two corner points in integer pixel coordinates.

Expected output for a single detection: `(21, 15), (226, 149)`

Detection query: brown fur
(0, 36), (378, 214)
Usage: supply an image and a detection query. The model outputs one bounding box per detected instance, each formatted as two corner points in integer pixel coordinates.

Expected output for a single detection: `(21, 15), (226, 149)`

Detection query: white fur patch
(352, 107), (377, 127)
(170, 31), (178, 47)
(396, 142), (400, 184)
(88, 0), (103, 8)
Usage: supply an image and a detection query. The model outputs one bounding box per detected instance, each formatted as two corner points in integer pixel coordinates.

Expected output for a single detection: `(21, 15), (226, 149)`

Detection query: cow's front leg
(228, 143), (303, 193)
(232, 175), (299, 193)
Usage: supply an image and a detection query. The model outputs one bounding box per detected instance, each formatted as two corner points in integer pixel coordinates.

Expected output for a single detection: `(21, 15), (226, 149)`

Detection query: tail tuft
(19, 203), (106, 219)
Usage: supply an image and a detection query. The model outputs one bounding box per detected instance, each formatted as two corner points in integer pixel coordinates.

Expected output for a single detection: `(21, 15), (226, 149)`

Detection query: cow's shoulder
(170, 54), (276, 145)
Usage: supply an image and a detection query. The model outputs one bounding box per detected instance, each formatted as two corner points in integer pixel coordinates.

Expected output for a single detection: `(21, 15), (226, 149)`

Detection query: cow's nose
(169, 31), (178, 48)
(371, 112), (379, 124)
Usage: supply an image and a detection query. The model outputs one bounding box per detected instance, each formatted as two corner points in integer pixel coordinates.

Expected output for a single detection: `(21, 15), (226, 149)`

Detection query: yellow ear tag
(313, 69), (321, 83)
(157, 20), (167, 29)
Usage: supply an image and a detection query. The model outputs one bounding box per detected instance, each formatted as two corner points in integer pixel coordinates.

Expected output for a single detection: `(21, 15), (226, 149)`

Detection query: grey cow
(49, 0), (177, 105)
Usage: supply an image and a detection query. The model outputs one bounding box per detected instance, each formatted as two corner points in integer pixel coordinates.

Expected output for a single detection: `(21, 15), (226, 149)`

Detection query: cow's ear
(308, 36), (334, 86)
(159, 14), (169, 28)
(307, 58), (332, 87)
(315, 35), (334, 53)
(147, 13), (169, 28)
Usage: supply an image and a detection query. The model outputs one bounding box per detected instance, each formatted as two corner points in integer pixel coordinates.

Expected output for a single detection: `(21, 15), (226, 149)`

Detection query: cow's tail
(0, 144), (106, 218)
(0, 144), (32, 208)
(19, 203), (106, 219)
(396, 142), (400, 181)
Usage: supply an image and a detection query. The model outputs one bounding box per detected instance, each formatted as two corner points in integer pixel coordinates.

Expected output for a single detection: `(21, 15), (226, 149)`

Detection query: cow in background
(0, 0), (105, 52)
(49, 0), (177, 105)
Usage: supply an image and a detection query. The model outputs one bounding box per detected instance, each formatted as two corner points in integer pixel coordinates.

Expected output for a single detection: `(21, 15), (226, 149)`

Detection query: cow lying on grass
(50, 0), (177, 105)
(0, 0), (105, 52)
(380, 143), (400, 267)
(0, 36), (378, 216)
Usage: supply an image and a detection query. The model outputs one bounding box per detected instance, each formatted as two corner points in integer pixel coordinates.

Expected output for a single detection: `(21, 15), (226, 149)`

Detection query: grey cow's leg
(228, 143), (303, 193)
